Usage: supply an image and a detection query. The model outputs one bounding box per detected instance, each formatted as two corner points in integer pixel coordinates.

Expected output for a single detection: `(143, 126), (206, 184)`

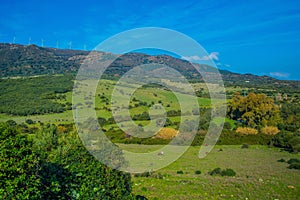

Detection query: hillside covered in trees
(0, 43), (299, 93)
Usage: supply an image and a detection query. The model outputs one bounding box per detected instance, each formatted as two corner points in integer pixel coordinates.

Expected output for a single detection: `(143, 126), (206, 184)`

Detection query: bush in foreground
(0, 123), (41, 199)
(0, 123), (134, 199)
(208, 168), (236, 177)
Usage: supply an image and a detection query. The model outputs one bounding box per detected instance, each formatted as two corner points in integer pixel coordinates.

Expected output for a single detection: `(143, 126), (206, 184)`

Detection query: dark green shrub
(38, 162), (76, 199)
(132, 111), (150, 121)
(269, 131), (299, 151)
(288, 136), (300, 152)
(166, 110), (181, 117)
(288, 163), (300, 170)
(195, 170), (202, 175)
(221, 168), (236, 176)
(277, 158), (286, 162)
(177, 170), (184, 174)
(25, 118), (35, 124)
(6, 119), (17, 127)
(292, 144), (300, 153)
(241, 143), (249, 149)
(208, 168), (236, 176)
(136, 195), (148, 200)
(208, 168), (221, 175)
(287, 158), (300, 164)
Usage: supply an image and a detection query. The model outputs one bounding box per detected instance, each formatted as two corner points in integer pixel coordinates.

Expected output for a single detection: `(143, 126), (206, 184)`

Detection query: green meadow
(0, 79), (229, 125)
(1, 77), (299, 199)
(120, 144), (300, 200)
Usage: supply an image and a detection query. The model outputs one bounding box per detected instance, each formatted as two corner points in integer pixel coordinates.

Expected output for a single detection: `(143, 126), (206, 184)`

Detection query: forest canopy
(0, 75), (73, 115)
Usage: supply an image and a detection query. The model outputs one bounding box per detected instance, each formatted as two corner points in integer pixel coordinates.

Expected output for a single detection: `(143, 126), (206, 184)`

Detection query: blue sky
(0, 0), (299, 80)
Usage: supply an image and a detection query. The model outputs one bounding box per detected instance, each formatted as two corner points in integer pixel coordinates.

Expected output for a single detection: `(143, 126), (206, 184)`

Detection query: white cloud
(270, 72), (290, 78)
(202, 52), (219, 61)
(181, 55), (201, 61)
(182, 52), (219, 62)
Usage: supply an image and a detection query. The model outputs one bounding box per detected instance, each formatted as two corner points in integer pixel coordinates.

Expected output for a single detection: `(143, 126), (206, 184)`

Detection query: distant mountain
(0, 43), (299, 92)
(0, 43), (88, 76)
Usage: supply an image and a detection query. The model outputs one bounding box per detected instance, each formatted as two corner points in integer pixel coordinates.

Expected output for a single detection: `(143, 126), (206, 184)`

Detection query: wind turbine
(12, 36), (16, 44)
(69, 41), (72, 49)
(41, 39), (44, 47)
(28, 37), (31, 45)
(56, 41), (59, 49)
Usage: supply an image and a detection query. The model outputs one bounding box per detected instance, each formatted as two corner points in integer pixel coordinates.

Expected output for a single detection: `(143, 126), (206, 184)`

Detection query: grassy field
(0, 77), (298, 199)
(0, 79), (231, 126)
(117, 144), (300, 199)
(0, 110), (74, 124)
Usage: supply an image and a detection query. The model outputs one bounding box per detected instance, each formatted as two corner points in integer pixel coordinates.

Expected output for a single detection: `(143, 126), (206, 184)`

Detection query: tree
(0, 122), (135, 199)
(279, 101), (300, 132)
(269, 131), (300, 152)
(34, 124), (133, 199)
(227, 92), (282, 128)
(0, 123), (41, 199)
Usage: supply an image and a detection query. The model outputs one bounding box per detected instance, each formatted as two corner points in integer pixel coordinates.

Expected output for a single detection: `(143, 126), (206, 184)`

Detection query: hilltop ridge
(0, 43), (299, 92)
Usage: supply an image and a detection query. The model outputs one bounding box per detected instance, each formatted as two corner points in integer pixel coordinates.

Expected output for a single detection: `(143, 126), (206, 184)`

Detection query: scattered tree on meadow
(228, 92), (282, 128)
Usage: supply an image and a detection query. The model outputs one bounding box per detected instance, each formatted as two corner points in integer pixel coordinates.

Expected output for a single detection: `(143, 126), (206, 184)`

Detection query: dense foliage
(0, 44), (87, 77)
(227, 92), (282, 128)
(0, 123), (41, 199)
(0, 75), (73, 115)
(269, 131), (300, 152)
(278, 101), (300, 132)
(0, 122), (134, 199)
